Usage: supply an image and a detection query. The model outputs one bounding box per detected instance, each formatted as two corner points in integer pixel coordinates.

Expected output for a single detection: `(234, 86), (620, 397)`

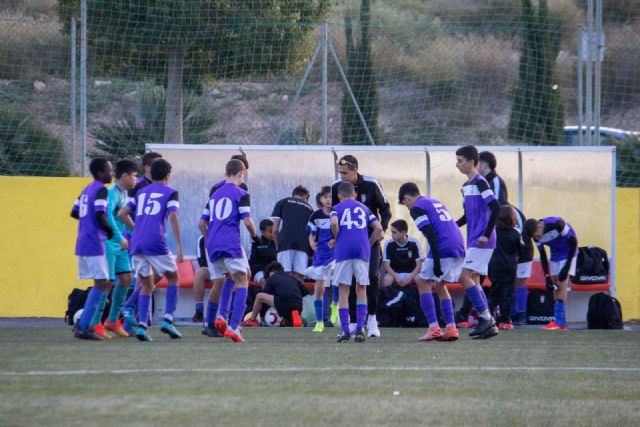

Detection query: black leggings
(349, 242), (381, 318)
(489, 277), (515, 324)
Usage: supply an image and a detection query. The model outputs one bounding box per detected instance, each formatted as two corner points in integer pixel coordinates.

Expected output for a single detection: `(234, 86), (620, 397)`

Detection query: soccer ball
(261, 307), (281, 327)
(73, 309), (84, 326)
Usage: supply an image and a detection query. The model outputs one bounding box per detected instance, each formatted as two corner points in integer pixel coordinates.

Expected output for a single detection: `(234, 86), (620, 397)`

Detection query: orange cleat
(92, 323), (112, 340)
(498, 322), (514, 330)
(417, 326), (444, 341)
(456, 321), (471, 328)
(241, 318), (259, 327)
(441, 325), (459, 341)
(541, 320), (561, 330)
(104, 319), (130, 337)
(224, 327), (245, 343)
(214, 317), (228, 335)
(291, 310), (303, 328)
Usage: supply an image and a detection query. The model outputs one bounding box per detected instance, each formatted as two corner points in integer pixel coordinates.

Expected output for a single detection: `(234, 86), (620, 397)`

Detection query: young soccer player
(191, 235), (211, 323)
(488, 205), (523, 330)
(398, 182), (465, 342)
(249, 219), (277, 287)
(513, 205), (533, 325)
(271, 185), (314, 281)
(202, 159), (259, 343)
(306, 186), (336, 332)
(100, 159), (139, 338)
(455, 145), (500, 339)
(118, 159), (184, 341)
(331, 181), (383, 343)
(71, 158), (115, 340)
(382, 219), (423, 289)
(242, 262), (309, 327)
(525, 216), (578, 331)
(478, 151), (508, 205)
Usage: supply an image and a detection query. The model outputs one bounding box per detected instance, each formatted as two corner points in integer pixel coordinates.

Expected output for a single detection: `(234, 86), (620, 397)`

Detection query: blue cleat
(135, 325), (153, 342)
(160, 320), (182, 339)
(121, 308), (137, 329)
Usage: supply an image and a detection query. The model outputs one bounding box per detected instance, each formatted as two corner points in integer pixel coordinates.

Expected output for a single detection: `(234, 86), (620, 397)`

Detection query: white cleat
(367, 315), (380, 338)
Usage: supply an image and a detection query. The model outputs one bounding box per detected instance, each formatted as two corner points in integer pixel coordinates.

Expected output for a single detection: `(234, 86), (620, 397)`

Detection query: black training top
(271, 197), (313, 252)
(383, 237), (423, 274)
(262, 272), (310, 300)
(249, 236), (277, 279)
(331, 174), (391, 232)
(488, 227), (523, 281)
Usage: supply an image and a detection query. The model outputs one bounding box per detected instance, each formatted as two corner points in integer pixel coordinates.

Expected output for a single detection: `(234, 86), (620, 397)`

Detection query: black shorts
(196, 236), (208, 268)
(518, 242), (534, 263)
(274, 296), (302, 317)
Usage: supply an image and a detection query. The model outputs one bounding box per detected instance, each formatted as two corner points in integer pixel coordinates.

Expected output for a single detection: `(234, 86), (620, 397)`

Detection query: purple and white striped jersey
(307, 208), (335, 266)
(461, 173), (497, 249)
(331, 199), (378, 262)
(537, 216), (577, 261)
(201, 182), (251, 261)
(126, 183), (179, 256)
(410, 196), (465, 259)
(72, 180), (109, 256)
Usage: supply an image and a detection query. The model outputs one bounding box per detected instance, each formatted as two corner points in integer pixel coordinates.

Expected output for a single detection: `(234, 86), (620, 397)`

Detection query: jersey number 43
(340, 207), (367, 229)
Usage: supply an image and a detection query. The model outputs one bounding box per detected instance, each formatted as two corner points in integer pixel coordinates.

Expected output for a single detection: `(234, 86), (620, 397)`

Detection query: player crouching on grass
(331, 182), (383, 343)
(525, 216), (578, 331)
(242, 262), (308, 327)
(305, 186), (337, 332)
(71, 158), (115, 340)
(118, 159), (184, 342)
(399, 182), (465, 342)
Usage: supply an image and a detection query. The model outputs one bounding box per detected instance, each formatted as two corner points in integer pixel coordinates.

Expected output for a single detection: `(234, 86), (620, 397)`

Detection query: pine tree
(341, 0), (378, 145)
(508, 0), (564, 145)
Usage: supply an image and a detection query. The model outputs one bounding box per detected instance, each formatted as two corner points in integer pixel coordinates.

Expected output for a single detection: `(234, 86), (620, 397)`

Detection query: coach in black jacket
(331, 154), (392, 337)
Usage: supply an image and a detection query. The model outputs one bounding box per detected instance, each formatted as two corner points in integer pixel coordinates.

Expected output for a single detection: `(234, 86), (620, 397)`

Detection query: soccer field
(1, 324), (639, 427)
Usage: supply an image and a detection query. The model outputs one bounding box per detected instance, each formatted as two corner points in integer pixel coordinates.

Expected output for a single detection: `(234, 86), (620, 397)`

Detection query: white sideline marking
(1, 366), (640, 377)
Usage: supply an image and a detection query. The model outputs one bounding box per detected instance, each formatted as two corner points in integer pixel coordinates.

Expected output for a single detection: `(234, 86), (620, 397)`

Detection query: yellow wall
(0, 177), (639, 320)
(0, 176), (91, 317)
(615, 188), (640, 320)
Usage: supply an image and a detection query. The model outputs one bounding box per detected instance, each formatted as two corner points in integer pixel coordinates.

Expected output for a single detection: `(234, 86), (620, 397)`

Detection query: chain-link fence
(0, 0), (638, 185)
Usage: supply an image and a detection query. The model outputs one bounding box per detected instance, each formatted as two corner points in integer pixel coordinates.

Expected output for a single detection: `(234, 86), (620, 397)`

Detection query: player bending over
(525, 216), (578, 331)
(331, 182), (383, 343)
(118, 159), (184, 342)
(399, 182), (465, 342)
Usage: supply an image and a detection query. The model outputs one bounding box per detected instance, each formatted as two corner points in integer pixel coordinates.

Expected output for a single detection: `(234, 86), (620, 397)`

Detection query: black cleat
(469, 316), (496, 337)
(192, 310), (204, 323)
(512, 312), (527, 326)
(354, 327), (366, 343)
(336, 330), (351, 343)
(472, 325), (499, 340)
(73, 326), (103, 341)
(201, 325), (221, 338)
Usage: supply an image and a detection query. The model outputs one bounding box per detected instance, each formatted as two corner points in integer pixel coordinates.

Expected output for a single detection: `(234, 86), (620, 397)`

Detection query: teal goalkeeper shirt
(105, 182), (129, 252)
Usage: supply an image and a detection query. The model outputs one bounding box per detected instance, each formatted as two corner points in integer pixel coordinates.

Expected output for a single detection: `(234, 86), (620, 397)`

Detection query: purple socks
(137, 294), (151, 327)
(206, 302), (218, 326)
(419, 292), (438, 326)
(164, 285), (178, 321)
(218, 278), (235, 320)
(229, 287), (248, 330)
(440, 298), (455, 326)
(515, 286), (528, 313)
(339, 308), (350, 334)
(78, 286), (103, 330)
(466, 284), (489, 315)
(356, 302), (367, 329)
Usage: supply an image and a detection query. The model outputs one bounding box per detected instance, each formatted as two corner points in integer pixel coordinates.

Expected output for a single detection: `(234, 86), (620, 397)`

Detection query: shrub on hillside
(0, 107), (69, 176)
(89, 84), (215, 161)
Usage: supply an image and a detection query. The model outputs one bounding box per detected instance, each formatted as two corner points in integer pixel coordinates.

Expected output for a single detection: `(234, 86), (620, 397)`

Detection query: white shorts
(277, 250), (309, 275)
(77, 255), (109, 280)
(254, 271), (265, 283)
(420, 257), (464, 283)
(132, 254), (177, 278)
(517, 261), (533, 279)
(208, 257), (249, 280)
(462, 248), (494, 276)
(304, 261), (335, 285)
(332, 259), (370, 287)
(550, 256), (577, 277)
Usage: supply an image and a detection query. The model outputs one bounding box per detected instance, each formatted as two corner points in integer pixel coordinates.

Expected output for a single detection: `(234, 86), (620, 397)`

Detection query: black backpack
(65, 287), (90, 325)
(573, 246), (609, 284)
(526, 289), (555, 324)
(587, 292), (623, 329)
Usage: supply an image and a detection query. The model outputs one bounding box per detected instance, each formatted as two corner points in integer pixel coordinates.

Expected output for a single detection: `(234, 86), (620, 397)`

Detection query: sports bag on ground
(573, 246), (609, 284)
(526, 289), (555, 324)
(65, 287), (90, 325)
(587, 292), (623, 329)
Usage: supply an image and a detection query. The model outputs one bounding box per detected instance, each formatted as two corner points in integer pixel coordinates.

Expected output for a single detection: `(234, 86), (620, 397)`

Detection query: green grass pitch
(1, 325), (639, 426)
